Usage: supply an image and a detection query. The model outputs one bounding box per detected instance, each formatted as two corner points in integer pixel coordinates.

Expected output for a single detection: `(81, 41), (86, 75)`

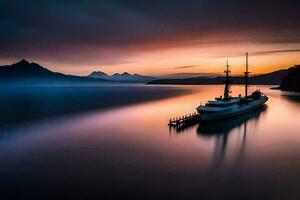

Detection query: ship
(196, 53), (268, 121)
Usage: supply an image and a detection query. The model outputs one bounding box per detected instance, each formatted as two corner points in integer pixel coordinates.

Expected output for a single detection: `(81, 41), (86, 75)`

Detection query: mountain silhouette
(279, 65), (300, 92)
(0, 59), (62, 78)
(88, 71), (155, 82)
(0, 60), (108, 84)
(88, 71), (109, 79)
(148, 67), (292, 85)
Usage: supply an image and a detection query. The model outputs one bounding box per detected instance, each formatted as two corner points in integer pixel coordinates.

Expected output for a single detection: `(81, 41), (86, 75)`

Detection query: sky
(0, 0), (299, 76)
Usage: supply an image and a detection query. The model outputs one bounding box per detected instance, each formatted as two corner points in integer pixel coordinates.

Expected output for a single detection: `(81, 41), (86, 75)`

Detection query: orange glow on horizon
(92, 43), (300, 77)
(1, 40), (299, 77)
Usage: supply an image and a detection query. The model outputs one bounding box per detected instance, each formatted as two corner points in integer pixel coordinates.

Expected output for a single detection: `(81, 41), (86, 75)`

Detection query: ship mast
(224, 60), (231, 99)
(244, 53), (250, 98)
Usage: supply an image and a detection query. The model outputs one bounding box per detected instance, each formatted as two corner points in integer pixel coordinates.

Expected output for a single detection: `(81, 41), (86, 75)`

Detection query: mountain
(110, 72), (155, 82)
(88, 71), (155, 82)
(147, 68), (291, 85)
(88, 71), (109, 79)
(0, 59), (108, 84)
(279, 65), (300, 92)
(0, 59), (60, 78)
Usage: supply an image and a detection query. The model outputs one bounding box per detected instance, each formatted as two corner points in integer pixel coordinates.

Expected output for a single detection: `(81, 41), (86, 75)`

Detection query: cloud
(0, 0), (299, 66)
(253, 49), (300, 56)
(172, 65), (197, 69)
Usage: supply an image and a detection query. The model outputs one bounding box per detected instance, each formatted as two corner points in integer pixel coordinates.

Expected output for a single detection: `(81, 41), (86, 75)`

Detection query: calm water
(1, 85), (300, 199)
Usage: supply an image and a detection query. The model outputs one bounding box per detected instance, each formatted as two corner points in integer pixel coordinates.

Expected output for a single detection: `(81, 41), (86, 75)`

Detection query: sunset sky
(0, 0), (299, 76)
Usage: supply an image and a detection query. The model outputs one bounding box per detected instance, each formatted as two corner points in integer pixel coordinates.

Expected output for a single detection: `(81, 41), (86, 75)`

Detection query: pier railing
(168, 112), (201, 127)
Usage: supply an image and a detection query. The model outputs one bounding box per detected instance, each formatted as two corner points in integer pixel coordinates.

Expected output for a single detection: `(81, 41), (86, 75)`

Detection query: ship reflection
(197, 106), (267, 169)
(169, 105), (268, 168)
(282, 94), (300, 104)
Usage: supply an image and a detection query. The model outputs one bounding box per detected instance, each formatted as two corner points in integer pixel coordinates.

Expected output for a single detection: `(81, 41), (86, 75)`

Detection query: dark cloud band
(0, 0), (299, 65)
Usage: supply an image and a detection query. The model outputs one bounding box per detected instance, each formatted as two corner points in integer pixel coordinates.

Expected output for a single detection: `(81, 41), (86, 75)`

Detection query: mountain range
(1, 60), (299, 89)
(148, 68), (292, 85)
(88, 71), (155, 82)
(0, 60), (154, 84)
(0, 59), (108, 84)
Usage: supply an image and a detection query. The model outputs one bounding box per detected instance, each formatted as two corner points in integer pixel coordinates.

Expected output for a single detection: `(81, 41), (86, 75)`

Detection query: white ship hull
(199, 96), (268, 121)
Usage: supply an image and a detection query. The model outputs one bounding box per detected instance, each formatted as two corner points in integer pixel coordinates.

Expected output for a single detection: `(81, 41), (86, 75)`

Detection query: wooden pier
(168, 112), (201, 128)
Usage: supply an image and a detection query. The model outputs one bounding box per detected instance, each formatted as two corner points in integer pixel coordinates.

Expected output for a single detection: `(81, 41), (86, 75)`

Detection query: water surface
(1, 85), (300, 199)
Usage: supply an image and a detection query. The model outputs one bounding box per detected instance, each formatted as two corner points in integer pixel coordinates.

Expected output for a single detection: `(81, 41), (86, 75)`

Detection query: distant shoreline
(148, 83), (279, 86)
(271, 87), (300, 95)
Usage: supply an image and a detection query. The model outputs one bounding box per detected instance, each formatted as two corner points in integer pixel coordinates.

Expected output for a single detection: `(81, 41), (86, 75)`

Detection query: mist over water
(1, 85), (300, 199)
(0, 84), (188, 124)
